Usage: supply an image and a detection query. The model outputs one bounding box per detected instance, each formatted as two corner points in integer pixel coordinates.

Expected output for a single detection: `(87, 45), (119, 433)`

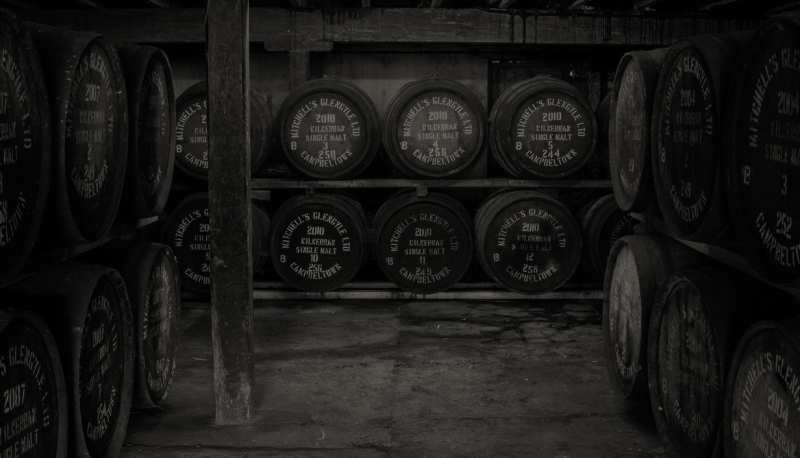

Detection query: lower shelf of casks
(630, 212), (800, 299)
(251, 281), (603, 301)
(250, 178), (613, 193)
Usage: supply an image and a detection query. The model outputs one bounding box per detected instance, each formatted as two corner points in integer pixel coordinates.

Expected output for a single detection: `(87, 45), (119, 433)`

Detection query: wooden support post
(288, 50), (311, 91)
(206, 0), (255, 425)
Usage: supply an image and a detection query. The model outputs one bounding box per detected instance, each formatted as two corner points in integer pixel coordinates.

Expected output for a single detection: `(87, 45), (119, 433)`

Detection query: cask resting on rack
(278, 79), (380, 179)
(0, 309), (68, 458)
(117, 44), (176, 219)
(474, 190), (582, 293)
(610, 49), (667, 212)
(0, 12), (51, 285)
(270, 194), (368, 292)
(162, 193), (271, 295)
(374, 192), (473, 294)
(383, 79), (486, 178)
(29, 24), (129, 243)
(489, 76), (596, 178)
(174, 82), (271, 180)
(727, 20), (800, 283)
(9, 265), (134, 458)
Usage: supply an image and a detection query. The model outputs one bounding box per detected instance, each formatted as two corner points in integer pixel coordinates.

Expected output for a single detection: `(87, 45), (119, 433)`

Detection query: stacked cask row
(30, 24), (129, 244)
(175, 82), (272, 180)
(0, 12), (52, 285)
(9, 265), (134, 458)
(578, 194), (635, 280)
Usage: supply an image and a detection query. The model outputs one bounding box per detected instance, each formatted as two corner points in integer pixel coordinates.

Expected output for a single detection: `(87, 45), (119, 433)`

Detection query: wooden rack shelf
(0, 216), (162, 290)
(253, 281), (603, 300)
(23, 7), (756, 47)
(250, 177), (612, 190)
(630, 213), (800, 298)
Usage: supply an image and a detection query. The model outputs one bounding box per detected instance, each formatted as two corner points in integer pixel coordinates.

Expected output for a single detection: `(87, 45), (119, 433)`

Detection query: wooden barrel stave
(383, 79), (486, 178)
(174, 82), (272, 180)
(278, 79), (380, 179)
(610, 49), (667, 212)
(269, 193), (368, 292)
(0, 12), (51, 285)
(490, 76), (597, 178)
(29, 24), (129, 243)
(474, 189), (582, 292)
(0, 308), (68, 458)
(373, 192), (473, 293)
(117, 44), (176, 219)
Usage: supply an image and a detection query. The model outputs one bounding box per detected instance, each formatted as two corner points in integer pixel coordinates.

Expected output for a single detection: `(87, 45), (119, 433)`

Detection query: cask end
(475, 190), (582, 292)
(270, 194), (368, 291)
(383, 79), (486, 178)
(30, 24), (129, 243)
(0, 12), (51, 284)
(726, 20), (800, 283)
(489, 76), (596, 178)
(278, 79), (380, 179)
(374, 192), (473, 293)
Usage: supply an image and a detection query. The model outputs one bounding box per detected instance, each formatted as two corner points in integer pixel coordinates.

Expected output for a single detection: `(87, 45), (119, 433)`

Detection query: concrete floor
(121, 300), (666, 458)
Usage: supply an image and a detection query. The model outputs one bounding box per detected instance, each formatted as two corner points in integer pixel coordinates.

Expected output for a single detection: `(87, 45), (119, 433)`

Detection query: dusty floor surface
(121, 300), (666, 458)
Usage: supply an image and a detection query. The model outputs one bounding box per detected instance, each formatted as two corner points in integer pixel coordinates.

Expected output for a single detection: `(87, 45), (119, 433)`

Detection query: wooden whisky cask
(648, 268), (750, 457)
(727, 20), (800, 283)
(0, 308), (68, 458)
(161, 193), (271, 295)
(489, 76), (596, 178)
(383, 79), (486, 178)
(270, 194), (368, 291)
(610, 49), (668, 212)
(474, 190), (582, 292)
(115, 243), (180, 409)
(374, 192), (473, 293)
(651, 36), (744, 241)
(278, 79), (380, 179)
(602, 235), (696, 408)
(117, 45), (175, 219)
(579, 194), (635, 280)
(724, 318), (800, 458)
(10, 265), (134, 458)
(174, 82), (272, 180)
(0, 12), (52, 285)
(29, 24), (129, 243)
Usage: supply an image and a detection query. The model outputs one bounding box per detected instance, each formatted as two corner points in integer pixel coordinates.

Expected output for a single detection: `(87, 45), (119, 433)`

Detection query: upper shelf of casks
(21, 7), (759, 47)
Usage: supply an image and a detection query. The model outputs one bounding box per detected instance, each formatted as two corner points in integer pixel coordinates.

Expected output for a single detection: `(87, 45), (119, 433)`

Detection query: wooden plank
(253, 288), (603, 301)
(24, 8), (745, 47)
(207, 0), (254, 426)
(250, 177), (613, 190)
(253, 281), (603, 290)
